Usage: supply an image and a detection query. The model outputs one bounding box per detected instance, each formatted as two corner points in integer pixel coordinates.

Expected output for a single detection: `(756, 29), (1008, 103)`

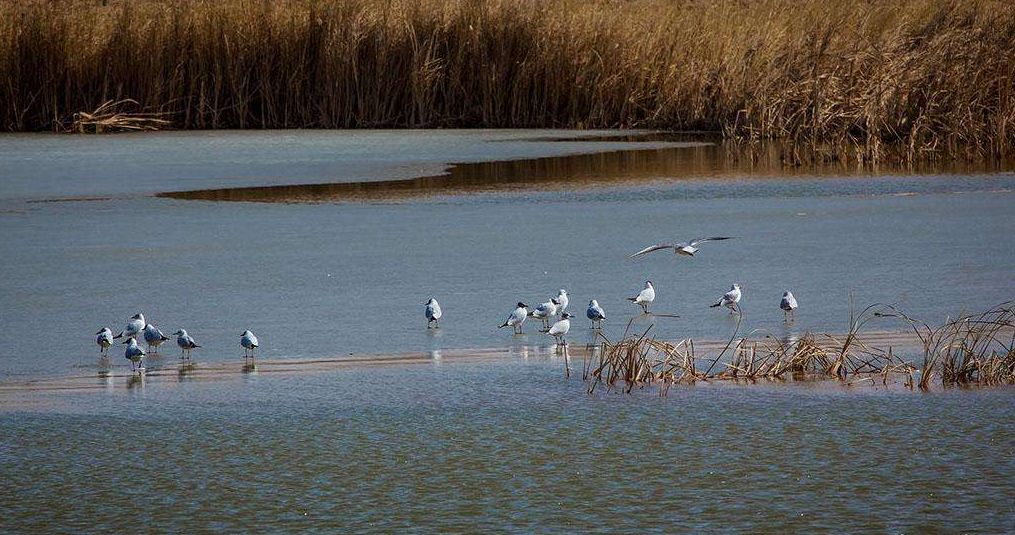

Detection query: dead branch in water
(69, 100), (170, 133)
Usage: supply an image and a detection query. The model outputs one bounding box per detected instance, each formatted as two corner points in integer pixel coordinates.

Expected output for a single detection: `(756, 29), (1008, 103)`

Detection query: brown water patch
(157, 137), (1014, 204)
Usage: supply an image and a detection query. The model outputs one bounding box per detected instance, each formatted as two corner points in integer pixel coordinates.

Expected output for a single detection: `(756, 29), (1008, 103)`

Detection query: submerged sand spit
(0, 330), (937, 396)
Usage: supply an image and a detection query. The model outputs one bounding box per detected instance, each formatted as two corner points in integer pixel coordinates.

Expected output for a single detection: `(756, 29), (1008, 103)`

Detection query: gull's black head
(96, 328), (106, 335)
(517, 302), (527, 308)
(131, 313), (142, 320)
(562, 313), (573, 319)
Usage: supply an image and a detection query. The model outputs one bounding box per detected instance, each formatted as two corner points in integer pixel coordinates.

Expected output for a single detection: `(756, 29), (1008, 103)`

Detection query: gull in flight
(114, 313), (145, 340)
(555, 289), (569, 316)
(529, 299), (560, 330)
(241, 330), (259, 363)
(586, 299), (606, 329)
(627, 281), (655, 313)
(425, 298), (442, 328)
(710, 283), (742, 314)
(123, 337), (146, 374)
(547, 313), (573, 347)
(173, 329), (201, 361)
(630, 236), (736, 258)
(780, 291), (798, 320)
(499, 302), (529, 334)
(96, 328), (113, 356)
(142, 324), (170, 354)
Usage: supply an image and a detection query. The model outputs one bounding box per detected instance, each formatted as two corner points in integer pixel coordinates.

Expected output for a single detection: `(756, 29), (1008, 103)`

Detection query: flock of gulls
(96, 236), (800, 375)
(96, 314), (259, 374)
(439, 236), (798, 348)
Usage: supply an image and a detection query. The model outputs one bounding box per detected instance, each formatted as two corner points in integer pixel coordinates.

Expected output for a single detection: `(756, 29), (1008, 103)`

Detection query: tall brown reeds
(1, 0), (1014, 156)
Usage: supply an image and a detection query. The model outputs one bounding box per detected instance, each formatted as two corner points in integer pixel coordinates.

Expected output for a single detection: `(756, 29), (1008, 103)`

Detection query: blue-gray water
(1, 131), (1013, 532)
(0, 132), (1012, 378)
(3, 361), (1014, 532)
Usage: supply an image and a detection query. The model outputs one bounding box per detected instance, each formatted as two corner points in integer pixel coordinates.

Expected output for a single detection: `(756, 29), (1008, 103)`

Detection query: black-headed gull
(529, 298), (559, 330)
(114, 313), (145, 340)
(123, 338), (146, 374)
(555, 289), (569, 316)
(96, 328), (113, 356)
(499, 302), (529, 334)
(630, 236), (736, 258)
(710, 283), (742, 313)
(627, 281), (655, 313)
(780, 291), (798, 320)
(143, 324), (170, 353)
(241, 330), (259, 362)
(547, 313), (573, 346)
(173, 329), (201, 361)
(586, 299), (606, 329)
(425, 298), (442, 328)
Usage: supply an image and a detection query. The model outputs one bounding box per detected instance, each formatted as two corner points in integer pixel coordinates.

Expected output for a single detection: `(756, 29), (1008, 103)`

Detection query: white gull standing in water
(142, 323), (170, 354)
(96, 328), (113, 356)
(547, 313), (573, 347)
(627, 281), (655, 314)
(780, 291), (798, 320)
(586, 300), (606, 329)
(499, 302), (529, 334)
(555, 289), (569, 316)
(425, 298), (442, 328)
(123, 338), (146, 374)
(529, 298), (559, 330)
(710, 283), (742, 314)
(114, 313), (145, 340)
(173, 329), (201, 361)
(241, 330), (259, 363)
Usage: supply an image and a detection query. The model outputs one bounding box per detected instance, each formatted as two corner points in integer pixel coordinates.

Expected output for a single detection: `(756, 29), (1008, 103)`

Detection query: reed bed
(2, 0), (1014, 158)
(582, 301), (1015, 394)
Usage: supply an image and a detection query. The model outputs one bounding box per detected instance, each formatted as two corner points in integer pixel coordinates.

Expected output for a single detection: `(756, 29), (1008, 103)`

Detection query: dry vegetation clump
(582, 301), (1014, 394)
(69, 99), (170, 133)
(1, 0), (1013, 157)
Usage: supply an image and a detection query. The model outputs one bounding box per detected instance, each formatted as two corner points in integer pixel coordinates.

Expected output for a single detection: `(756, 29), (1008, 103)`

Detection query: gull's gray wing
(689, 236), (736, 246)
(629, 244), (675, 258)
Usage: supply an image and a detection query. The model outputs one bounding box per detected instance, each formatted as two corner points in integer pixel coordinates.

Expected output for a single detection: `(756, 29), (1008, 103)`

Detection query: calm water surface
(0, 130), (1013, 531)
(2, 360), (1014, 532)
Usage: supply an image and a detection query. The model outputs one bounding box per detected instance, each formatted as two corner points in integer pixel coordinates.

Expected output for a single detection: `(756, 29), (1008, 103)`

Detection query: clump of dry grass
(582, 301), (1014, 394)
(873, 301), (1015, 388)
(1, 0), (1013, 157)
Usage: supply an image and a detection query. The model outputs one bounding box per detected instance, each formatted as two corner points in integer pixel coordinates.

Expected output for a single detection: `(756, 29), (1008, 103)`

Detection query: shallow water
(0, 131), (1013, 379)
(0, 130), (1013, 531)
(2, 359), (1014, 532)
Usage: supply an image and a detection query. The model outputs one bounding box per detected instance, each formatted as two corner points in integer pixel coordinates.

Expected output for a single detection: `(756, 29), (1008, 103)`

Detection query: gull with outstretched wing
(630, 236), (736, 258)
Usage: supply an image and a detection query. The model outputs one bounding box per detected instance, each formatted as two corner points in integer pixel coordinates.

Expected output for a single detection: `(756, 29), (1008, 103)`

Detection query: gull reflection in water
(126, 374), (145, 390)
(243, 363), (259, 381)
(509, 344), (530, 362)
(178, 362), (197, 382)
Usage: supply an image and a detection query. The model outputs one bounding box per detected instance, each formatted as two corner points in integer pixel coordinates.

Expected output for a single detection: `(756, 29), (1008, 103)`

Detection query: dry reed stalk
(1, 0), (1013, 158)
(582, 301), (1012, 394)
